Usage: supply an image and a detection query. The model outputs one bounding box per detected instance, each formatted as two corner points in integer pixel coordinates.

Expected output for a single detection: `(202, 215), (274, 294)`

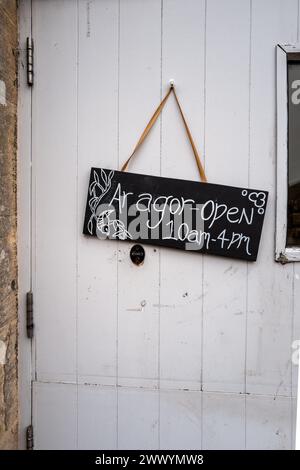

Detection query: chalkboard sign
(83, 168), (268, 261)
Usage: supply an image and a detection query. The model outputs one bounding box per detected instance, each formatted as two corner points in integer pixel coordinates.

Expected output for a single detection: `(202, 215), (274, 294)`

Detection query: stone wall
(0, 0), (18, 450)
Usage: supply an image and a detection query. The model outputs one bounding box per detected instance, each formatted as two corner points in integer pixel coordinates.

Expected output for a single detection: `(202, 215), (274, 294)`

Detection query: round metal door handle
(130, 244), (145, 266)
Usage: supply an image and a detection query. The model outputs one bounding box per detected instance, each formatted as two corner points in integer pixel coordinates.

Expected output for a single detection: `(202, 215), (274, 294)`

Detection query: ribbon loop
(121, 86), (207, 183)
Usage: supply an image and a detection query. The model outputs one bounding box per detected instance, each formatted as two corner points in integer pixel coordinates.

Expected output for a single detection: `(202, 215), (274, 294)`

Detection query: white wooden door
(19, 0), (300, 449)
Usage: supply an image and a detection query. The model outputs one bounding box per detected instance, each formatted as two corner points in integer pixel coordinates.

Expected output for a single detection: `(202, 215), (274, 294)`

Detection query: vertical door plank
(202, 0), (250, 392)
(78, 385), (117, 449)
(293, 263), (300, 396)
(33, 382), (77, 449)
(118, 388), (159, 450)
(247, 0), (298, 397)
(117, 0), (162, 388)
(159, 0), (205, 391)
(202, 392), (245, 449)
(160, 390), (202, 450)
(77, 0), (119, 386)
(293, 262), (300, 448)
(32, 0), (78, 382)
(246, 394), (292, 449)
(292, 395), (297, 449)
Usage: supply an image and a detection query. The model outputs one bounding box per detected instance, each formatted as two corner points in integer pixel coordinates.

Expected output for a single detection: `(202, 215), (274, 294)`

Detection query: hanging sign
(83, 86), (268, 261)
(83, 168), (268, 261)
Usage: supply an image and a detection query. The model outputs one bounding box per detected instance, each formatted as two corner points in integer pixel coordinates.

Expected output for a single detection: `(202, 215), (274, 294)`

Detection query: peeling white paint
(0, 340), (7, 365)
(0, 249), (6, 261)
(0, 80), (7, 106)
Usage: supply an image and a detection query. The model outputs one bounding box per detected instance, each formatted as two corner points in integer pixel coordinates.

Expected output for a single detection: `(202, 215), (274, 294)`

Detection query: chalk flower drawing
(87, 169), (114, 234)
(248, 191), (266, 208)
(241, 189), (266, 214)
(96, 209), (132, 240)
(87, 169), (132, 240)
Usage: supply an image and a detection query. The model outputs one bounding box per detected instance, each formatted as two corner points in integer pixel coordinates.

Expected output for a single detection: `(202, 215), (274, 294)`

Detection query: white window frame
(276, 44), (300, 262)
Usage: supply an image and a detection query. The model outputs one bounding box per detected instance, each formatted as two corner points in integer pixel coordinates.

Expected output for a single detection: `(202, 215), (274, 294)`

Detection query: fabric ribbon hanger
(121, 83), (207, 183)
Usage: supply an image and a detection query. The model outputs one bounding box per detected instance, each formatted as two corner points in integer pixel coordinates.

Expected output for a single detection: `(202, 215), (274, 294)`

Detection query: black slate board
(83, 168), (268, 261)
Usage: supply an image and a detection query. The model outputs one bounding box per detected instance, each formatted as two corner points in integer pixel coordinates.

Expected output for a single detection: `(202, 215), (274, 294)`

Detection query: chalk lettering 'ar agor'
(83, 168), (268, 261)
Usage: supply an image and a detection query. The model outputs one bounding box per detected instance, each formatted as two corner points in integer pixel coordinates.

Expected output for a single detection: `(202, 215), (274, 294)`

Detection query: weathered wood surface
(21, 0), (300, 449)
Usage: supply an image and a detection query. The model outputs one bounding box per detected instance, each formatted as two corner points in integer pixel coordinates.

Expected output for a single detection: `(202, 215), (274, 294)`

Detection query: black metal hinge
(26, 424), (34, 450)
(26, 37), (34, 86)
(26, 291), (34, 339)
